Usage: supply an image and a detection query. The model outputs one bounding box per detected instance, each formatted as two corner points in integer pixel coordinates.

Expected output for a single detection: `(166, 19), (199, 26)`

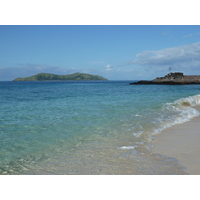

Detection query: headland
(130, 72), (200, 85)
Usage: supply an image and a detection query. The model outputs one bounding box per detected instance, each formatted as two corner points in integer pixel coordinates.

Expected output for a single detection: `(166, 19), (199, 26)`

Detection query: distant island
(130, 72), (200, 85)
(13, 72), (108, 81)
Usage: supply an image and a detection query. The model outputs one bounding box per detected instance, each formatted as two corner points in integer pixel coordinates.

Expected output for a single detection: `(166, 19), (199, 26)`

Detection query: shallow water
(1, 81), (200, 174)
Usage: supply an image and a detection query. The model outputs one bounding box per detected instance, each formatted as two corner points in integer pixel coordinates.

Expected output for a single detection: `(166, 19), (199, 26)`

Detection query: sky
(1, 25), (200, 81)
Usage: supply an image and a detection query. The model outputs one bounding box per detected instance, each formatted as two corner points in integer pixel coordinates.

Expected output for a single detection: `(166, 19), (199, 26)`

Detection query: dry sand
(152, 107), (200, 175)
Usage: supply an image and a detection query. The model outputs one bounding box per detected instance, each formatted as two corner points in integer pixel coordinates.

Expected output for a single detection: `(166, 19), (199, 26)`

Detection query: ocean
(1, 80), (200, 175)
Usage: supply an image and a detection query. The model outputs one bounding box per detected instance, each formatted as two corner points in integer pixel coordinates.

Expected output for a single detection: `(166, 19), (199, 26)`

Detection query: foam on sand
(152, 107), (200, 175)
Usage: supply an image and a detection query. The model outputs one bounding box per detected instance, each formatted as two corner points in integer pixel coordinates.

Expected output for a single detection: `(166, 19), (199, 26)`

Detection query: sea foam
(175, 94), (200, 107)
(118, 146), (136, 150)
(152, 94), (200, 135)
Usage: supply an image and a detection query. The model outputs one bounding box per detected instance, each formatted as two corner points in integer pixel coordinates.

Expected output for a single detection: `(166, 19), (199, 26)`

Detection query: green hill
(13, 73), (108, 81)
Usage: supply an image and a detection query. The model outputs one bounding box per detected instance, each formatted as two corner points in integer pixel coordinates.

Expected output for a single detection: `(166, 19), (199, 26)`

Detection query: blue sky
(1, 25), (200, 80)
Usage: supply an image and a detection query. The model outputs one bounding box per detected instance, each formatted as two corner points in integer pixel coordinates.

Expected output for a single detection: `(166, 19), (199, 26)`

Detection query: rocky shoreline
(130, 72), (200, 85)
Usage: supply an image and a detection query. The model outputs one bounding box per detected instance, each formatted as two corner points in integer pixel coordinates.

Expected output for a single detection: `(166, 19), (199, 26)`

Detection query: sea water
(1, 81), (200, 175)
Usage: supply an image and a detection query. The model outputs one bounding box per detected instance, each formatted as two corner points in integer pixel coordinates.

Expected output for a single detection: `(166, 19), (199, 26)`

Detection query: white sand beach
(152, 107), (200, 175)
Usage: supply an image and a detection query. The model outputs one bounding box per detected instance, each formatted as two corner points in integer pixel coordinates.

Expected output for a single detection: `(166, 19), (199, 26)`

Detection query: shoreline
(152, 107), (200, 175)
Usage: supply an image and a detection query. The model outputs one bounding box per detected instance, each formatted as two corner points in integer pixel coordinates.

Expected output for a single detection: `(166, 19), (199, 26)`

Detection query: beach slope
(152, 108), (200, 175)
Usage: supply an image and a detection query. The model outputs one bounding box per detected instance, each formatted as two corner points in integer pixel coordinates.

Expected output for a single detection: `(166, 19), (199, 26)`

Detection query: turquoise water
(1, 81), (200, 174)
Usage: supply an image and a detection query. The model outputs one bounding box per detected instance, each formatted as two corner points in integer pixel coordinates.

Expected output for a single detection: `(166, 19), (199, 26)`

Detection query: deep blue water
(1, 81), (200, 174)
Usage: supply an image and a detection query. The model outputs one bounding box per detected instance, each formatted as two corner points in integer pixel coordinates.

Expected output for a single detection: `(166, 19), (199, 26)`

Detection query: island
(130, 72), (200, 85)
(13, 72), (108, 81)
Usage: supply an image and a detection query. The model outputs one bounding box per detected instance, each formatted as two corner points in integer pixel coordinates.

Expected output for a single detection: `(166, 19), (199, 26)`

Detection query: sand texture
(152, 108), (200, 175)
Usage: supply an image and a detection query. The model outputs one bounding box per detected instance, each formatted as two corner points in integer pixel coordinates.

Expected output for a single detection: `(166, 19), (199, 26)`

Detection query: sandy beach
(152, 107), (200, 175)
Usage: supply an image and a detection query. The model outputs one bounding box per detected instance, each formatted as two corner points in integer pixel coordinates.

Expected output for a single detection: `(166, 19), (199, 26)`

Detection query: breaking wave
(152, 94), (200, 135)
(175, 94), (200, 107)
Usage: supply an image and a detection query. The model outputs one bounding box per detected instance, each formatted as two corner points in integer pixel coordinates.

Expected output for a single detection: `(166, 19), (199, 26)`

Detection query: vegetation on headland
(13, 73), (108, 81)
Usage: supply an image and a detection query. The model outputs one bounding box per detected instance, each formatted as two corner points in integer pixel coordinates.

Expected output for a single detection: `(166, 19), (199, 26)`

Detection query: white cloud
(183, 32), (200, 38)
(183, 33), (193, 38)
(106, 64), (112, 71)
(162, 31), (170, 36)
(128, 42), (200, 72)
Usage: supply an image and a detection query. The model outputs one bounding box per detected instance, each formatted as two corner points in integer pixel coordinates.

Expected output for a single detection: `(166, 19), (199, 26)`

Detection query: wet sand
(152, 107), (200, 175)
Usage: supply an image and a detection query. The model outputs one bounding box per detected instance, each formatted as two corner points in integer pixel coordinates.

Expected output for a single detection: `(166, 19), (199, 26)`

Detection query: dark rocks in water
(130, 72), (200, 85)
(130, 80), (152, 85)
